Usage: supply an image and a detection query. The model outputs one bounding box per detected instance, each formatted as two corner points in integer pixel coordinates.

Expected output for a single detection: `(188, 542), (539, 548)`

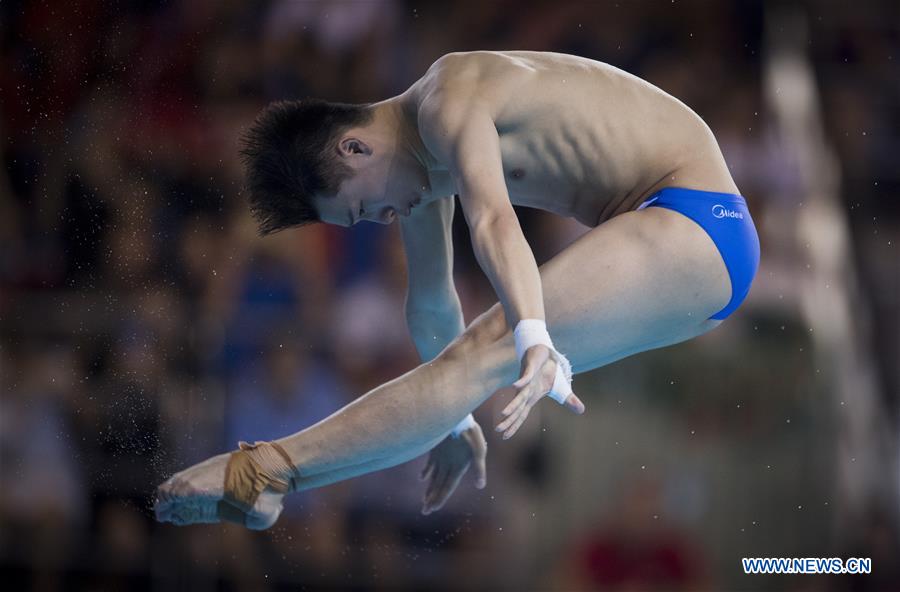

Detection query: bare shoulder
(412, 53), (494, 115)
(412, 51), (540, 102)
(409, 50), (617, 130)
(419, 51), (494, 88)
(410, 52), (520, 163)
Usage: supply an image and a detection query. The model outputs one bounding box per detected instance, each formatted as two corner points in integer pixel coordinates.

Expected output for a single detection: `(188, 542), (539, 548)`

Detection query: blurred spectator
(0, 344), (85, 589)
(556, 476), (707, 591)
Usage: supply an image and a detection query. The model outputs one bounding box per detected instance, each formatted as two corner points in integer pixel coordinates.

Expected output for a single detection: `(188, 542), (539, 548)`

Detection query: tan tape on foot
(222, 441), (297, 513)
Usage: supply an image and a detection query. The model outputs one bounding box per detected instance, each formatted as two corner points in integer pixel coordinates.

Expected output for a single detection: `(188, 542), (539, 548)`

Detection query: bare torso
(404, 51), (739, 227)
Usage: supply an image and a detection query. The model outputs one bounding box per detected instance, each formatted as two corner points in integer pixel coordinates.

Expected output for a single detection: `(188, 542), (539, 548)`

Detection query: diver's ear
(338, 137), (372, 157)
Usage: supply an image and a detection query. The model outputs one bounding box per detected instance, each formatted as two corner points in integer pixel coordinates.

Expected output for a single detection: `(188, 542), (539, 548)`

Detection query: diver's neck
(371, 97), (437, 171)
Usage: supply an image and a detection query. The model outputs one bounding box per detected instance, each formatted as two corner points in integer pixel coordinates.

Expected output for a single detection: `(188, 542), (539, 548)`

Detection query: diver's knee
(442, 304), (512, 364)
(466, 304), (510, 345)
(432, 304), (518, 393)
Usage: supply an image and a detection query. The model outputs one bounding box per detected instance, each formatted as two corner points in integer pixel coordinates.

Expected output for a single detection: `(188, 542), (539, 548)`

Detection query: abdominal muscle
(494, 113), (740, 227)
(503, 149), (740, 229)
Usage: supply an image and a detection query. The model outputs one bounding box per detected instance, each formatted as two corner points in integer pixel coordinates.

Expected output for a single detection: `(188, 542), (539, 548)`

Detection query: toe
(155, 482), (173, 505)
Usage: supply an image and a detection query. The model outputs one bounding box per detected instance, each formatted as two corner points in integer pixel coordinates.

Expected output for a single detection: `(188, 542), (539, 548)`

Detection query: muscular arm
(417, 81), (582, 434)
(418, 93), (544, 329)
(400, 197), (465, 361)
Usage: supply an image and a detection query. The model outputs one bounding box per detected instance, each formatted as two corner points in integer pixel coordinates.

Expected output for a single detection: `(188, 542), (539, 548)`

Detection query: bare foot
(154, 452), (285, 530)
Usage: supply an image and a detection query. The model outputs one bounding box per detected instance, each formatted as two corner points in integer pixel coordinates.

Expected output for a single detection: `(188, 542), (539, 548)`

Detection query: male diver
(155, 51), (759, 528)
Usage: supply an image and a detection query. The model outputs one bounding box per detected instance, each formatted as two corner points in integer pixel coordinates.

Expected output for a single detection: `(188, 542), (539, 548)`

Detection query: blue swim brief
(637, 187), (760, 320)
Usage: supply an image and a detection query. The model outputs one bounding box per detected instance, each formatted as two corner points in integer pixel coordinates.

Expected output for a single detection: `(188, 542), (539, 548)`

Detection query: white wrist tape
(513, 319), (573, 405)
(450, 413), (477, 437)
(513, 319), (553, 361)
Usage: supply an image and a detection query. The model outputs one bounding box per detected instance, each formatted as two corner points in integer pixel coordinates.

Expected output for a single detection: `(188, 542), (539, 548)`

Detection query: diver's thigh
(538, 208), (730, 373)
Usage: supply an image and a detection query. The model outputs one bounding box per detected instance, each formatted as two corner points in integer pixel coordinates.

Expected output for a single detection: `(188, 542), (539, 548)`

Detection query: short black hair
(240, 99), (373, 235)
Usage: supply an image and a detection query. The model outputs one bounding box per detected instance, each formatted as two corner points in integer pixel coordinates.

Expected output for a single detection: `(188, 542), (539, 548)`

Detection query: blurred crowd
(1, 1), (898, 590)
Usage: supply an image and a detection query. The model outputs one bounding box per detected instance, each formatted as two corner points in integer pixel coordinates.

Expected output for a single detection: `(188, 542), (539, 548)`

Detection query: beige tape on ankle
(222, 441), (298, 514)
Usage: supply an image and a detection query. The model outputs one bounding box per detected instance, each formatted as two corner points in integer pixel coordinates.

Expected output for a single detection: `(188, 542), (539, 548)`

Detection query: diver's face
(314, 138), (429, 227)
